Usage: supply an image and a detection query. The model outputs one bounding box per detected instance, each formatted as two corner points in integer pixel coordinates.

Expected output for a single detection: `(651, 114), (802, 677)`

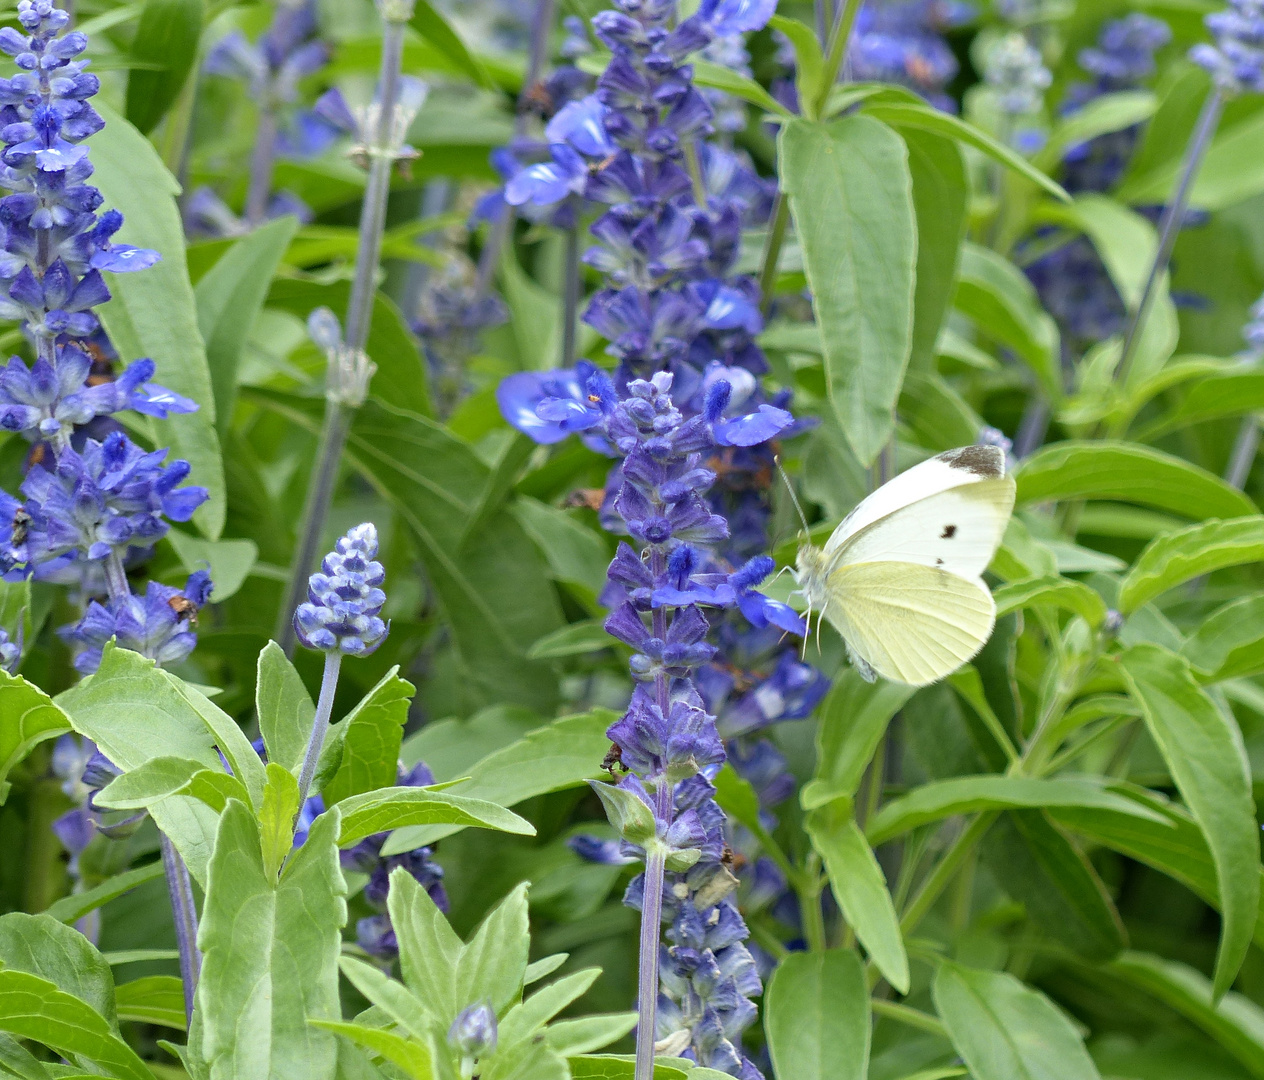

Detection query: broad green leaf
(801, 670), (916, 811)
(93, 101), (224, 539)
(567, 1058), (688, 1079)
(0, 970), (152, 1080)
(900, 371), (985, 450)
(780, 115), (917, 466)
(1015, 442), (1256, 519)
(265, 280), (432, 417)
(1033, 91), (1157, 172)
(993, 576), (1108, 627)
(0, 913), (117, 1029)
(322, 668), (412, 805)
(1099, 952), (1264, 1079)
(401, 704), (542, 781)
(1118, 645), (1260, 997)
(588, 780), (658, 847)
(256, 641), (316, 775)
(173, 676), (266, 807)
(933, 962), (1101, 1080)
(863, 100), (1070, 203)
(1182, 594), (1264, 681)
(195, 216), (299, 433)
(483, 1037), (568, 1080)
(454, 881), (531, 1018)
(261, 763), (301, 881)
(165, 530), (258, 602)
(526, 620), (613, 660)
(94, 755), (247, 813)
(768, 16), (824, 115)
(954, 243), (1061, 400)
(765, 950), (870, 1080)
(409, 0), (495, 89)
(1120, 517), (1264, 612)
(0, 670), (69, 803)
(0, 1032), (49, 1079)
(545, 1014), (638, 1056)
(512, 498), (611, 595)
(904, 129), (968, 373)
(691, 59), (793, 117)
(382, 709), (613, 854)
(335, 786), (535, 847)
(980, 811), (1126, 962)
(43, 862), (166, 925)
(116, 975), (186, 1030)
(1139, 369), (1264, 439)
(807, 800), (909, 994)
(198, 801), (347, 1080)
(866, 776), (1170, 845)
(125, 0), (202, 134)
(309, 1019), (432, 1079)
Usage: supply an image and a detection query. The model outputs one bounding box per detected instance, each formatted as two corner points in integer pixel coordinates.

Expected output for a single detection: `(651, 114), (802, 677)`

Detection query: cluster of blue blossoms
(1190, 0), (1264, 95)
(850, 0), (974, 112)
(494, 0), (831, 1070)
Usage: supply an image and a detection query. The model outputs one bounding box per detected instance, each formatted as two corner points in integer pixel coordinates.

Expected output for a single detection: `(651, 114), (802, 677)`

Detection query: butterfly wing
(820, 561), (997, 687)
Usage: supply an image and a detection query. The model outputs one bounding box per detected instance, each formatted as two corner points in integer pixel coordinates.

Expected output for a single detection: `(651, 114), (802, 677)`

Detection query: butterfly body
(793, 445), (1016, 687)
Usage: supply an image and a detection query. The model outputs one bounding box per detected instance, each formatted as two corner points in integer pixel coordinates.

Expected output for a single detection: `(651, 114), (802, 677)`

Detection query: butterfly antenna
(775, 455), (810, 538)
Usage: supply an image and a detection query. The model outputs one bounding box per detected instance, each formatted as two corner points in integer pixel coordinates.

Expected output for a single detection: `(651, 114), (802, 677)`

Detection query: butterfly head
(794, 543), (830, 611)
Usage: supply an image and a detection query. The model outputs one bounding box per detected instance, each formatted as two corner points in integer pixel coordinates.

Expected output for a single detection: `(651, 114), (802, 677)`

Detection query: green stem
(813, 0), (863, 117)
(757, 193), (790, 317)
(871, 999), (948, 1038)
(899, 812), (998, 937)
(798, 853), (827, 952)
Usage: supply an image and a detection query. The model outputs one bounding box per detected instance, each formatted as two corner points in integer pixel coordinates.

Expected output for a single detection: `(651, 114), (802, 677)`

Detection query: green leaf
(499, 969), (602, 1047)
(904, 129), (968, 372)
(0, 970), (153, 1080)
(526, 620), (613, 660)
(587, 780), (656, 845)
(483, 1038), (568, 1080)
(1120, 517), (1264, 613)
(933, 961), (1101, 1080)
(545, 1014), (638, 1057)
(1118, 645), (1260, 997)
(1098, 952), (1264, 1079)
(309, 1019), (432, 1079)
(93, 755), (247, 813)
(116, 975), (186, 1031)
(198, 801), (347, 1080)
(779, 115), (917, 466)
(335, 956), (433, 1042)
(0, 1032), (50, 1080)
(256, 641), (316, 775)
(1139, 369), (1264, 439)
(92, 101), (224, 539)
(43, 862), (166, 925)
(409, 0), (495, 90)
(801, 670), (915, 811)
(1014, 442), (1256, 519)
(954, 244), (1061, 400)
(124, 0), (202, 134)
(261, 763), (301, 881)
(806, 800), (909, 994)
(335, 786), (535, 847)
(866, 775), (1170, 845)
(712, 765), (763, 835)
(165, 530), (258, 602)
(768, 16), (824, 116)
(195, 216), (299, 434)
(1033, 91), (1157, 173)
(690, 59), (792, 117)
(0, 670), (69, 803)
(765, 950), (870, 1080)
(993, 576), (1107, 627)
(322, 668), (412, 805)
(382, 709), (613, 854)
(567, 1058), (687, 1079)
(0, 913), (117, 1029)
(512, 498), (611, 595)
(980, 811), (1126, 962)
(861, 99), (1070, 203)
(1181, 594), (1264, 681)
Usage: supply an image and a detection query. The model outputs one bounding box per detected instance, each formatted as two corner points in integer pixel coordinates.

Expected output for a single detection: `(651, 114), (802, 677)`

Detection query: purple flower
(293, 523), (388, 656)
(498, 362), (604, 444)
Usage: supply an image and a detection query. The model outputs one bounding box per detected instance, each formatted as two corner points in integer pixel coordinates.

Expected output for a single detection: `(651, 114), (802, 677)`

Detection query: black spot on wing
(937, 445), (1004, 477)
(935, 557), (943, 566)
(941, 524), (957, 539)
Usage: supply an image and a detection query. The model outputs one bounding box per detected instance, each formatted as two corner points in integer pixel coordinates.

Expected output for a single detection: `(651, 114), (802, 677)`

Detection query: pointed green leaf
(545, 1014), (638, 1057)
(261, 763), (301, 880)
(388, 870), (464, 1022)
(125, 0), (202, 134)
(1119, 645), (1259, 997)
(165, 530), (258, 603)
(309, 1019), (433, 1079)
(0, 913), (117, 1030)
(336, 956), (433, 1042)
(1120, 517), (1264, 613)
(337, 787), (534, 847)
(198, 802), (347, 1080)
(526, 620), (613, 660)
(993, 576), (1108, 626)
(256, 641), (316, 774)
(807, 800), (909, 994)
(933, 962), (1101, 1080)
(1182, 594), (1264, 681)
(116, 975), (186, 1031)
(456, 882), (531, 1018)
(409, 0), (495, 89)
(43, 862), (166, 925)
(1033, 91), (1157, 172)
(499, 969), (603, 1047)
(94, 755), (247, 813)
(322, 668), (412, 806)
(765, 950), (870, 1080)
(779, 115), (917, 465)
(0, 670), (69, 803)
(92, 101), (224, 538)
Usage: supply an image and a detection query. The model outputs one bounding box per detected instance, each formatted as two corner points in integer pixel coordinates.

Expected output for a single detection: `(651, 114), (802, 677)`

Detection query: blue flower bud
(448, 1001), (497, 1059)
(293, 523), (388, 656)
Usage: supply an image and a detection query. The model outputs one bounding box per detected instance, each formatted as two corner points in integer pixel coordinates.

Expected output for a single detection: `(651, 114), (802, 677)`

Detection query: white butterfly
(794, 445), (1016, 687)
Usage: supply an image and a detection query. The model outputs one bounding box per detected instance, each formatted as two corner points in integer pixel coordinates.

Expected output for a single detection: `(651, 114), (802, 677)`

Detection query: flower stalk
(297, 651), (342, 805)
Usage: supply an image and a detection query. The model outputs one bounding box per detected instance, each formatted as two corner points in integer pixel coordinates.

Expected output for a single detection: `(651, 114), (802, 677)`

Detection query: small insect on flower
(601, 742), (628, 780)
(794, 445), (1016, 687)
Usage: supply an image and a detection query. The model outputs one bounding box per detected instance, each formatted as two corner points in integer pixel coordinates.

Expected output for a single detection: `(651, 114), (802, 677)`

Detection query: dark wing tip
(936, 444), (1005, 478)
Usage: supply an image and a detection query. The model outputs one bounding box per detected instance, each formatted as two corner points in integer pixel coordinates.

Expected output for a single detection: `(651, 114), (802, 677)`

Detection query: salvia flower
(293, 522), (388, 656)
(449, 1000), (498, 1059)
(984, 32), (1052, 116)
(1190, 0), (1264, 95)
(315, 77), (428, 169)
(60, 571), (212, 674)
(850, 0), (973, 111)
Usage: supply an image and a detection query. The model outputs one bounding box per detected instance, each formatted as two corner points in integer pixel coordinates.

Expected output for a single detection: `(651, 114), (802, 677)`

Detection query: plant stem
(561, 221), (580, 367)
(296, 651), (343, 806)
(757, 193), (789, 318)
(1115, 87), (1223, 387)
(1226, 415), (1260, 490)
(799, 852), (827, 951)
(814, 0), (863, 117)
(245, 107), (279, 226)
(871, 999), (948, 1037)
(633, 845), (666, 1080)
(899, 812), (997, 936)
(161, 832), (201, 1025)
(276, 12), (408, 655)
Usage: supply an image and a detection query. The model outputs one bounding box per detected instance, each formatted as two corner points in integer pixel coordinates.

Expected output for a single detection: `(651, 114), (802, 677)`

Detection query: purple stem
(1116, 87), (1223, 386)
(297, 651), (343, 806)
(161, 832), (201, 1025)
(245, 107), (279, 226)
